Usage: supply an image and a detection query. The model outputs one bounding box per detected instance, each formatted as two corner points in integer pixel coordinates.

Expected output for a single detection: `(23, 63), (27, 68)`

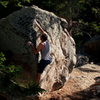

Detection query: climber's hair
(40, 34), (48, 42)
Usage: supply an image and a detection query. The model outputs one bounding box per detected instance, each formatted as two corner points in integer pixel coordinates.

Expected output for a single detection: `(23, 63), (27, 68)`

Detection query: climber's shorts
(37, 59), (51, 73)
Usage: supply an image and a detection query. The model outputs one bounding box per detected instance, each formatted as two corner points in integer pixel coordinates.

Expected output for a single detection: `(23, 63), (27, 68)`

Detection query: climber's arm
(32, 43), (44, 54)
(27, 41), (44, 54)
(35, 20), (47, 34)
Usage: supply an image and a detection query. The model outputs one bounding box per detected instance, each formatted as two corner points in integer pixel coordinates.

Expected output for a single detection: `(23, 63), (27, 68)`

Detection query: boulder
(0, 5), (76, 91)
(76, 54), (89, 67)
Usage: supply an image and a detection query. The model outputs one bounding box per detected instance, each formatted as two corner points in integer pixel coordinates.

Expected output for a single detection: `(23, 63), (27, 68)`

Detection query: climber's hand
(27, 41), (33, 46)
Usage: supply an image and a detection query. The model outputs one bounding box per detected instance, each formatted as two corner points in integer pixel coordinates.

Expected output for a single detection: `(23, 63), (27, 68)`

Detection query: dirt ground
(37, 64), (100, 100)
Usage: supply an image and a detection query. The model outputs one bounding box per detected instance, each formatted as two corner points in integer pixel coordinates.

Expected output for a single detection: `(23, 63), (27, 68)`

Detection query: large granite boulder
(0, 5), (76, 91)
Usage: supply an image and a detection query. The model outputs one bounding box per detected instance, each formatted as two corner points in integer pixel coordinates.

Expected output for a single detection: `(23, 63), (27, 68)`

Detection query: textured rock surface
(0, 5), (76, 91)
(76, 54), (89, 67)
(39, 64), (100, 100)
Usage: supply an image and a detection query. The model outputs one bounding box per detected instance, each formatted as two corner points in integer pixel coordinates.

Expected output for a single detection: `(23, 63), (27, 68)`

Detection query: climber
(27, 20), (52, 83)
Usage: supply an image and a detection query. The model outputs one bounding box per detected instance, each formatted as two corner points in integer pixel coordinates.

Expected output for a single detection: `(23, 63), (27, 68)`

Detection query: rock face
(39, 64), (100, 100)
(0, 5), (76, 91)
(76, 54), (89, 67)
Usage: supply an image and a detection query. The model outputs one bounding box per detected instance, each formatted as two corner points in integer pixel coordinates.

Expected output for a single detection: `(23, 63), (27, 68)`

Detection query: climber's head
(40, 34), (48, 42)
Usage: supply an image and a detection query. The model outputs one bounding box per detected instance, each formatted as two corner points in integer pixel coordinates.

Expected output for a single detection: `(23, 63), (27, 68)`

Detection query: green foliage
(0, 52), (22, 78)
(78, 0), (100, 36)
(0, 52), (6, 66)
(71, 0), (100, 50)
(2, 81), (44, 97)
(0, 1), (9, 7)
(0, 0), (31, 8)
(0, 0), (32, 18)
(0, 52), (44, 97)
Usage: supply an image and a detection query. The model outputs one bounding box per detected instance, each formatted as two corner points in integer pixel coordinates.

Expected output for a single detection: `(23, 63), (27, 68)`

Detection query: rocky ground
(28, 64), (100, 100)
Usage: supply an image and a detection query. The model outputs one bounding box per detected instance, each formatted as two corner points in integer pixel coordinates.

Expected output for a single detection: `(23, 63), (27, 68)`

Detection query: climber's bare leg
(35, 73), (41, 84)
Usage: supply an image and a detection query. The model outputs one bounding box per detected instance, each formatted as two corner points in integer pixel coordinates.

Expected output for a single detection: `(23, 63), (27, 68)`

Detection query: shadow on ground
(78, 67), (100, 73)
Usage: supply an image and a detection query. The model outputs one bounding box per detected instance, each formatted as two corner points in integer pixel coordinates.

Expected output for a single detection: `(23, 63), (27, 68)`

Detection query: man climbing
(27, 20), (52, 83)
